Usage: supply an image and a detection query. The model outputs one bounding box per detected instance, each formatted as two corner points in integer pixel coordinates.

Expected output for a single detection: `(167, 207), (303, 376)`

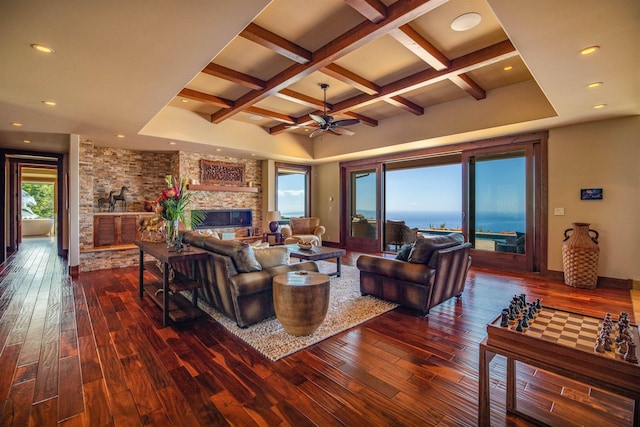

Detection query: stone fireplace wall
(78, 142), (262, 272)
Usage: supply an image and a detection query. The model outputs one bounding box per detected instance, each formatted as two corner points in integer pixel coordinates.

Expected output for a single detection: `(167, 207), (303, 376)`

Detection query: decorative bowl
(297, 241), (313, 250)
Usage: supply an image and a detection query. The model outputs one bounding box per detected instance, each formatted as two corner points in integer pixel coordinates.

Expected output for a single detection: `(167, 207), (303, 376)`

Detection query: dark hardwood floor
(0, 238), (636, 426)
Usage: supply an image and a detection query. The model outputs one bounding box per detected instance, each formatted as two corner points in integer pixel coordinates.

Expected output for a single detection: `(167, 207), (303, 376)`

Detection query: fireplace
(192, 209), (252, 229)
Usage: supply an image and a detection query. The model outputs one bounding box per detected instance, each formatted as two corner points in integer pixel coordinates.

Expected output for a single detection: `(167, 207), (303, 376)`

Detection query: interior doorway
(2, 152), (65, 262)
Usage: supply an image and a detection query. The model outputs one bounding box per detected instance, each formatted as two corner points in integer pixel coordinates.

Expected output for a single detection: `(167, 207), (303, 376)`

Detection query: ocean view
(283, 210), (525, 234)
(380, 210), (524, 233)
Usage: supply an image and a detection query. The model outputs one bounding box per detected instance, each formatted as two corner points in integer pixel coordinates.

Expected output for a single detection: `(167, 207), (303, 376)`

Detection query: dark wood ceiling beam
(202, 63), (266, 90)
(245, 106), (296, 124)
(274, 88), (328, 110)
(268, 108), (379, 135)
(240, 23), (312, 64)
(389, 24), (450, 70)
(449, 73), (486, 100)
(320, 64), (381, 95)
(345, 0), (388, 23)
(179, 88), (296, 124)
(384, 96), (424, 115)
(210, 0), (449, 124)
(343, 111), (378, 127)
(178, 88), (233, 109)
(331, 40), (516, 112)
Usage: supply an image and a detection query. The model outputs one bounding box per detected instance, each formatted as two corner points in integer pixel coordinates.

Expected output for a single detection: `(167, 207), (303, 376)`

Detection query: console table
(135, 240), (209, 326)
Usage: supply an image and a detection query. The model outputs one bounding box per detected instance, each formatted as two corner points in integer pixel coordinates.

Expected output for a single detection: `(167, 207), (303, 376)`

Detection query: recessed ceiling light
(250, 153), (256, 156)
(580, 45), (599, 56)
(586, 81), (603, 89)
(169, 141), (176, 145)
(216, 148), (222, 152)
(116, 134), (125, 138)
(181, 99), (189, 103)
(503, 65), (513, 71)
(31, 43), (55, 54)
(23, 140), (31, 144)
(249, 115), (263, 121)
(42, 100), (57, 106)
(11, 122), (22, 127)
(592, 104), (607, 109)
(450, 12), (482, 31)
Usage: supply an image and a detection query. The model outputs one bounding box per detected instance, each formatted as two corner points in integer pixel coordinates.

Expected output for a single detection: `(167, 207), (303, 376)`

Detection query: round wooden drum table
(273, 271), (330, 336)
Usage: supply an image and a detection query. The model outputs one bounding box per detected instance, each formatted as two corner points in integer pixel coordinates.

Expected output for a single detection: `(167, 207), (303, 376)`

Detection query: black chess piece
(535, 298), (542, 310)
(501, 309), (510, 327)
(516, 318), (524, 332)
(521, 313), (529, 328)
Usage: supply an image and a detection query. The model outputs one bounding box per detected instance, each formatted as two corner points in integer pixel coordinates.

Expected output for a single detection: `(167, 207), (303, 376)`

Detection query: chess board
(488, 306), (639, 363)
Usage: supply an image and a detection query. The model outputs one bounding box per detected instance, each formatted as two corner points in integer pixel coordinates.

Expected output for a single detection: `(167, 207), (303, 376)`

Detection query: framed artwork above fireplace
(200, 160), (245, 186)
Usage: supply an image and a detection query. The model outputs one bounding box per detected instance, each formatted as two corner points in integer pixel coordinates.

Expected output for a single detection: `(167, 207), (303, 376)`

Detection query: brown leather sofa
(175, 231), (318, 328)
(357, 234), (471, 315)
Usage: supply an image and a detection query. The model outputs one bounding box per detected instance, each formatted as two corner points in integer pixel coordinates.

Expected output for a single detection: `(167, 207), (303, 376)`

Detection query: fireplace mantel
(186, 184), (258, 193)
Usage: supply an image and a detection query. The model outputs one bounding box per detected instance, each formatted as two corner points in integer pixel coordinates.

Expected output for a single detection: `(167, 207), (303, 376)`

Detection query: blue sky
(277, 174), (306, 216)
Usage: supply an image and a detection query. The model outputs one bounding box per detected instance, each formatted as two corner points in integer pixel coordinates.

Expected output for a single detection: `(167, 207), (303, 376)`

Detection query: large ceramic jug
(562, 222), (599, 289)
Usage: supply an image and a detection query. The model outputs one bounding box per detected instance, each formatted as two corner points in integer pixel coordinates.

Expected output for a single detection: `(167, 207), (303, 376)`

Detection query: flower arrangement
(156, 175), (204, 246)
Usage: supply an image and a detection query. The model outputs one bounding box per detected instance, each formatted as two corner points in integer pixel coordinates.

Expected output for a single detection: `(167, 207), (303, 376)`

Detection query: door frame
(462, 142), (543, 272)
(341, 162), (383, 252)
(2, 150), (65, 262)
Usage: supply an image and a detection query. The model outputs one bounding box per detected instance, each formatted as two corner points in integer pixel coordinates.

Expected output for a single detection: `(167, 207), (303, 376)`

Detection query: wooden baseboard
(547, 270), (632, 289)
(69, 264), (79, 277)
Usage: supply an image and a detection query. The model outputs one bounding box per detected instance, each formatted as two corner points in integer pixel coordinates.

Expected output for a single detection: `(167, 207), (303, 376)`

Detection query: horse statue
(138, 215), (164, 242)
(113, 186), (129, 211)
(97, 191), (116, 212)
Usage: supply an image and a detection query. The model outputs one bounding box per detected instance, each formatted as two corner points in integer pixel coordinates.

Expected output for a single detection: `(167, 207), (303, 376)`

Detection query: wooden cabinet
(93, 213), (154, 247)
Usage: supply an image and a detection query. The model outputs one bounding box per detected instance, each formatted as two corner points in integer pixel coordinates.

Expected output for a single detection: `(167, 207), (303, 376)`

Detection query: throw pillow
(408, 233), (464, 264)
(254, 246), (289, 268)
(203, 238), (262, 273)
(395, 243), (413, 261)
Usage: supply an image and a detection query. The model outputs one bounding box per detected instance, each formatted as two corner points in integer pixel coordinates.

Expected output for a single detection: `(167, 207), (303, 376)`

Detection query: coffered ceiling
(1, 0), (638, 162)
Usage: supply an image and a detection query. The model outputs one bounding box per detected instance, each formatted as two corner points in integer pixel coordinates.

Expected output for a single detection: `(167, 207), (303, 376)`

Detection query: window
(385, 163), (462, 236)
(275, 163), (310, 219)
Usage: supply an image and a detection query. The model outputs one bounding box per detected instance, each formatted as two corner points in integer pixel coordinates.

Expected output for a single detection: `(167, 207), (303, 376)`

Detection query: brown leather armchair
(385, 220), (418, 250)
(357, 234), (471, 315)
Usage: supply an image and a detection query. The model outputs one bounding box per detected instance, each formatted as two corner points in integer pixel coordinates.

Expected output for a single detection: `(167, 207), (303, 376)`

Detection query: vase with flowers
(156, 175), (204, 250)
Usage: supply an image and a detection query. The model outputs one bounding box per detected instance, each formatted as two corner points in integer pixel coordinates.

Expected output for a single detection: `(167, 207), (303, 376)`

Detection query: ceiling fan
(308, 83), (360, 138)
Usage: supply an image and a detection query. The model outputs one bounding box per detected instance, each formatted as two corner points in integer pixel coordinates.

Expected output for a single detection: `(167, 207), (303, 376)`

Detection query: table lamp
(266, 211), (281, 232)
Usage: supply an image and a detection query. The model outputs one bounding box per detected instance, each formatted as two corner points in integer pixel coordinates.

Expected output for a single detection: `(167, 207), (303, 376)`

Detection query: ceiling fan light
(451, 13), (482, 32)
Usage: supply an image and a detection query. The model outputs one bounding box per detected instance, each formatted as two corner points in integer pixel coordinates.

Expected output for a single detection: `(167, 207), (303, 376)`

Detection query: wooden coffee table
(273, 271), (330, 336)
(286, 244), (346, 277)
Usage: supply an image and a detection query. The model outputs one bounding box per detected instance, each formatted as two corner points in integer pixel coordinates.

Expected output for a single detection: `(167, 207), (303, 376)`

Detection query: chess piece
(602, 333), (612, 352)
(521, 313), (529, 329)
(618, 339), (628, 355)
(516, 318), (524, 332)
(535, 298), (542, 310)
(501, 309), (509, 327)
(624, 341), (638, 364)
(594, 337), (605, 353)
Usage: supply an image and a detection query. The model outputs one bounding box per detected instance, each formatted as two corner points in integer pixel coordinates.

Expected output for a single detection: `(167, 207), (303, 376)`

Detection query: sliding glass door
(344, 164), (381, 252)
(463, 144), (538, 271)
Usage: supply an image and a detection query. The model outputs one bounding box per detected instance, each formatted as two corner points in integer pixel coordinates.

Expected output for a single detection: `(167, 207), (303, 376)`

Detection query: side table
(262, 232), (284, 245)
(273, 271), (330, 336)
(134, 240), (209, 326)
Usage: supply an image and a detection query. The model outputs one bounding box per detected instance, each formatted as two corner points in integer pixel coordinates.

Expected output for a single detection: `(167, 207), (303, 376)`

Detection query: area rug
(185, 261), (398, 361)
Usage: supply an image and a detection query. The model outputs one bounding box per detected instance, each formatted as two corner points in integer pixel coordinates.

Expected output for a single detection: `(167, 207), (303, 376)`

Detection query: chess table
(479, 306), (640, 426)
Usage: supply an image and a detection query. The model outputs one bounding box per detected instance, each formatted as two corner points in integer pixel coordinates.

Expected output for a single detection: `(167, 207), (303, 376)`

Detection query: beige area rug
(185, 261), (398, 361)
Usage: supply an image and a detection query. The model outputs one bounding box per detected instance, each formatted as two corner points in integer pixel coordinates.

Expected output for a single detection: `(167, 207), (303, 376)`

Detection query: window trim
(275, 162), (311, 219)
